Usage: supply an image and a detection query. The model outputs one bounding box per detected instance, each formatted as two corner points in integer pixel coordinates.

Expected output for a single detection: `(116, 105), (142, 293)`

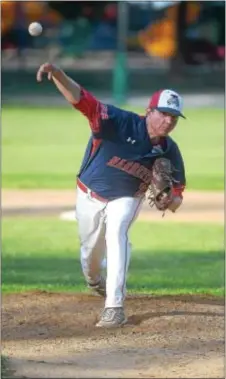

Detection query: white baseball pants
(76, 185), (144, 308)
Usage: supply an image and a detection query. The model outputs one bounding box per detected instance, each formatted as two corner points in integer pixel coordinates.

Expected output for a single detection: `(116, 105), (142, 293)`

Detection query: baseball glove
(147, 157), (178, 212)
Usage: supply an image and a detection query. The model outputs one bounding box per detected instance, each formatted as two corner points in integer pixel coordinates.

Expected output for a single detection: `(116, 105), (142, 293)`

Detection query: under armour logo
(127, 137), (136, 144)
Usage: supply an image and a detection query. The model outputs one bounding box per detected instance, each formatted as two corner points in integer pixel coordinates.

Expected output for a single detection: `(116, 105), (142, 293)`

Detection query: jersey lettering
(107, 156), (152, 184)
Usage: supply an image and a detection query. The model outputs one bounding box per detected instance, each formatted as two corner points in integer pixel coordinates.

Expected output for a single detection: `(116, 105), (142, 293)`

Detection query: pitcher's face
(146, 109), (178, 137)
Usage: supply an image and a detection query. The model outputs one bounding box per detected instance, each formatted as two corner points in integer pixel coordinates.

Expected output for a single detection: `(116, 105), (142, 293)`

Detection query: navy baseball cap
(149, 89), (186, 119)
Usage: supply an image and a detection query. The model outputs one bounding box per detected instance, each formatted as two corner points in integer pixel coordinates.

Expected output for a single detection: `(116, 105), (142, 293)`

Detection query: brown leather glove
(147, 158), (178, 212)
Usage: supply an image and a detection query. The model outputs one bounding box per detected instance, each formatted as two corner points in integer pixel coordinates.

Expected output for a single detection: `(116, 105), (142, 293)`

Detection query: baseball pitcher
(37, 63), (186, 328)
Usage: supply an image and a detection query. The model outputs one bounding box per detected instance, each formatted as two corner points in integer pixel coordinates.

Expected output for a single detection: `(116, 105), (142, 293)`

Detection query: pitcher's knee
(106, 224), (128, 244)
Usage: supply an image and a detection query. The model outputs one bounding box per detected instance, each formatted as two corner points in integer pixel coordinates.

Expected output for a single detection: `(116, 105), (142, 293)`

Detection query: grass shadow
(2, 248), (224, 295)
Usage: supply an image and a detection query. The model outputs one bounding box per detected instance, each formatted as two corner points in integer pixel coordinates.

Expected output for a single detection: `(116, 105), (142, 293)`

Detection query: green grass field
(2, 218), (224, 295)
(2, 106), (224, 190)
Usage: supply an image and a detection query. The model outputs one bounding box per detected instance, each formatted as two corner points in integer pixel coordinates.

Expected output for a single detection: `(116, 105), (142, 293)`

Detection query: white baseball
(28, 22), (43, 37)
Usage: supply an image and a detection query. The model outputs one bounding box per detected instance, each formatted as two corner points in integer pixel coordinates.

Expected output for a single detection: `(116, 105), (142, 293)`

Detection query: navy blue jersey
(73, 88), (186, 200)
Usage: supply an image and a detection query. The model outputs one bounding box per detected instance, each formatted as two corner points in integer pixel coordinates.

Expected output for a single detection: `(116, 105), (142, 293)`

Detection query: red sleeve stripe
(172, 185), (185, 198)
(72, 88), (101, 133)
(91, 138), (102, 156)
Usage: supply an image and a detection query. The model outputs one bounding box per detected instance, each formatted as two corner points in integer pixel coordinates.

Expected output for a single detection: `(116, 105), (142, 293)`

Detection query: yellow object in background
(139, 3), (201, 59)
(22, 2), (62, 25)
(1, 0), (62, 37)
(1, 1), (16, 35)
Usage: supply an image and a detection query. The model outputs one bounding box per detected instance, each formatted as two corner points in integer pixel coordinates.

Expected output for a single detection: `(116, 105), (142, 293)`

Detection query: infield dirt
(2, 292), (224, 378)
(2, 190), (224, 223)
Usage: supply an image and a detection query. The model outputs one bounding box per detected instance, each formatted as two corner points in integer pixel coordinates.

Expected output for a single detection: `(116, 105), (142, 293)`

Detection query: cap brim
(156, 107), (186, 119)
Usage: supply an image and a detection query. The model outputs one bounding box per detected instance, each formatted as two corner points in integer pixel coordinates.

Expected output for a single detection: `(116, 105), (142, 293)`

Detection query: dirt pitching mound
(2, 292), (224, 378)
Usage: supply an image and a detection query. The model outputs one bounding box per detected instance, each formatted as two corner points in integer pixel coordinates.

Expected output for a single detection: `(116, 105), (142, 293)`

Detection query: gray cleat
(88, 277), (106, 297)
(96, 307), (127, 328)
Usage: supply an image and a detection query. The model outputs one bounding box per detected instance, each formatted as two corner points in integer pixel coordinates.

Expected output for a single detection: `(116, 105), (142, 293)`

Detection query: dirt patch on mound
(2, 292), (224, 378)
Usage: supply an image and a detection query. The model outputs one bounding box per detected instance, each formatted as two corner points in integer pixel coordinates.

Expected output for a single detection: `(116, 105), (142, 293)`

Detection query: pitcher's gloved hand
(147, 158), (181, 212)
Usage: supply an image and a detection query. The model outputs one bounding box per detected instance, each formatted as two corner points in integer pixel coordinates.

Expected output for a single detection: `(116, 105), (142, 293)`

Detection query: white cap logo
(149, 89), (186, 118)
